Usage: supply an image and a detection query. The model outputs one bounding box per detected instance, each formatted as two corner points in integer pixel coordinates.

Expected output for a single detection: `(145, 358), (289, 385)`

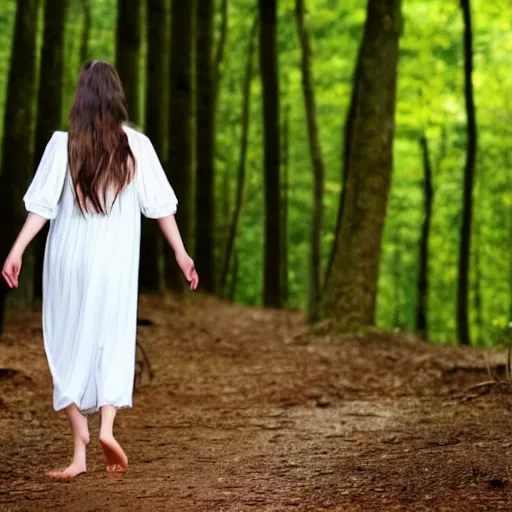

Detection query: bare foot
(46, 462), (86, 480)
(46, 418), (89, 480)
(99, 434), (128, 473)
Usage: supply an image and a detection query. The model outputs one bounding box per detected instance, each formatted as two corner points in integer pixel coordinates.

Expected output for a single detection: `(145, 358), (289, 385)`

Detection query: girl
(1, 61), (198, 479)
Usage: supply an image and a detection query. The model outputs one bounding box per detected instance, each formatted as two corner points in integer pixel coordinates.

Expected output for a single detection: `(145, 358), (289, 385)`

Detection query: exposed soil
(1, 295), (512, 511)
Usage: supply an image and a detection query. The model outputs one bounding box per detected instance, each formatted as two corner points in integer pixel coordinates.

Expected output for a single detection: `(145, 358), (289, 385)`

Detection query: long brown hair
(68, 61), (135, 214)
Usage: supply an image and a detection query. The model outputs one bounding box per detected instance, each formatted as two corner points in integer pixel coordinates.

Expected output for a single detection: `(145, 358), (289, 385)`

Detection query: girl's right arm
(2, 213), (48, 288)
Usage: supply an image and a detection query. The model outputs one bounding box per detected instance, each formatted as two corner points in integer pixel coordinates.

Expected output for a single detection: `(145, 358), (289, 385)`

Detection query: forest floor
(1, 295), (512, 511)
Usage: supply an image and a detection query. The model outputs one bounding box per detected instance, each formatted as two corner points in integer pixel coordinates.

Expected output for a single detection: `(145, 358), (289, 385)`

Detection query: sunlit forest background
(1, 0), (512, 346)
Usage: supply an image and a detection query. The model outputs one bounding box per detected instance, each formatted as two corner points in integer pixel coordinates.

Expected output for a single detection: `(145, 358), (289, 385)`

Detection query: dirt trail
(1, 295), (512, 511)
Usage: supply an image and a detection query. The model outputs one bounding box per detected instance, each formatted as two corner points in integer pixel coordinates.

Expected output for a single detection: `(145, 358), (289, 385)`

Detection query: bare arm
(157, 214), (186, 254)
(11, 213), (47, 255)
(157, 215), (199, 290)
(2, 213), (48, 288)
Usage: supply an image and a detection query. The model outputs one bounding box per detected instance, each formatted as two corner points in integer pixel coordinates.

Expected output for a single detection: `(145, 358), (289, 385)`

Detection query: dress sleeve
(135, 133), (178, 218)
(23, 132), (68, 220)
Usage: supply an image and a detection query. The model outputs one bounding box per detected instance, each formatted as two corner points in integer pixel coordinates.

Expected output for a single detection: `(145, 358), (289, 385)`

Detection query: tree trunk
(140, 0), (170, 292)
(228, 250), (239, 302)
(319, 0), (402, 331)
(167, 0), (195, 292)
(213, 0), (228, 108)
(509, 193), (512, 322)
(259, 0), (282, 308)
(220, 17), (258, 297)
(80, 0), (91, 64)
(508, 154), (512, 323)
(324, 39), (362, 293)
(195, 0), (216, 293)
(33, 0), (67, 301)
(416, 135), (433, 339)
(473, 218), (483, 344)
(116, 0), (142, 125)
(295, 0), (325, 321)
(281, 101), (290, 307)
(213, 0), (229, 288)
(392, 229), (401, 329)
(457, 0), (477, 346)
(473, 151), (484, 345)
(0, 0), (41, 328)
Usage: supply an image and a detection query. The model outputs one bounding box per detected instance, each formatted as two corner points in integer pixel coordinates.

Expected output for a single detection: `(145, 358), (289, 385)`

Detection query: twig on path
(134, 338), (154, 391)
(464, 380), (497, 392)
(460, 379), (512, 401)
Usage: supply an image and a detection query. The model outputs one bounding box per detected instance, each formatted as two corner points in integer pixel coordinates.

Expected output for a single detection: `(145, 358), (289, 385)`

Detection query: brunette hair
(68, 60), (135, 214)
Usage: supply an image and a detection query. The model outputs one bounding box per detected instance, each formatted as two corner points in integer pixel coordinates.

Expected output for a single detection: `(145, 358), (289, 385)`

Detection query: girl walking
(2, 61), (198, 479)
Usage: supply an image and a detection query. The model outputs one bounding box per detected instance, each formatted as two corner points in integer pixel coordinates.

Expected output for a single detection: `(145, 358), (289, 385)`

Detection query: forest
(5, 1), (512, 509)
(0, 0), (512, 347)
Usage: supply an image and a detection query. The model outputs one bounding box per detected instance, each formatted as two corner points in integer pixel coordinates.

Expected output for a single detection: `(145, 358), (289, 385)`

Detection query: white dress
(23, 125), (177, 414)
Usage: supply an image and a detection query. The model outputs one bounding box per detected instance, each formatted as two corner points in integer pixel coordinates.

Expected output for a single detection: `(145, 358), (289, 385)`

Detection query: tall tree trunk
(507, 154), (512, 323)
(141, 0), (170, 292)
(320, 0), (402, 330)
(213, 0), (228, 108)
(116, 0), (142, 125)
(473, 151), (484, 344)
(392, 229), (401, 329)
(228, 250), (239, 302)
(33, 0), (67, 301)
(473, 218), (483, 344)
(295, 0), (325, 321)
(324, 41), (362, 292)
(80, 0), (91, 64)
(457, 0), (477, 346)
(219, 150), (232, 268)
(220, 17), (258, 297)
(509, 198), (512, 323)
(195, 0), (216, 293)
(0, 0), (41, 330)
(213, 0), (229, 287)
(281, 101), (290, 306)
(167, 0), (195, 292)
(416, 135), (433, 339)
(259, 0), (282, 308)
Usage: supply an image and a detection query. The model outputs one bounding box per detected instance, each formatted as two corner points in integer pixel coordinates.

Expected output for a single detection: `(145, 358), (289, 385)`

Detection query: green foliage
(1, 0), (512, 344)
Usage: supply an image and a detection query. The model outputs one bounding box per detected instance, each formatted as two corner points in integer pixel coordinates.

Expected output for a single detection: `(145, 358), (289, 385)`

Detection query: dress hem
(55, 401), (133, 416)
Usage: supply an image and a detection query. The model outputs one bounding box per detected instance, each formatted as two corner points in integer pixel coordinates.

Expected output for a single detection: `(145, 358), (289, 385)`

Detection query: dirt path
(1, 295), (512, 511)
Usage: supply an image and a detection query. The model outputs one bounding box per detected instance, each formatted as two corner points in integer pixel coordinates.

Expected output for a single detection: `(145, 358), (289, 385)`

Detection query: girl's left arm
(2, 213), (48, 289)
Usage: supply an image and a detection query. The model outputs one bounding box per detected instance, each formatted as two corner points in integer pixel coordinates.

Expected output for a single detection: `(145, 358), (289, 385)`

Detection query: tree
(195, 0), (216, 293)
(416, 135), (433, 338)
(115, 0), (142, 126)
(295, 0), (325, 321)
(0, 0), (41, 331)
(281, 101), (290, 306)
(220, 17), (258, 296)
(507, 153), (512, 325)
(141, 0), (170, 291)
(259, 0), (282, 308)
(80, 0), (92, 64)
(167, 0), (195, 291)
(324, 17), (362, 295)
(320, 0), (402, 330)
(457, 0), (477, 346)
(213, 0), (229, 109)
(33, 0), (67, 300)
